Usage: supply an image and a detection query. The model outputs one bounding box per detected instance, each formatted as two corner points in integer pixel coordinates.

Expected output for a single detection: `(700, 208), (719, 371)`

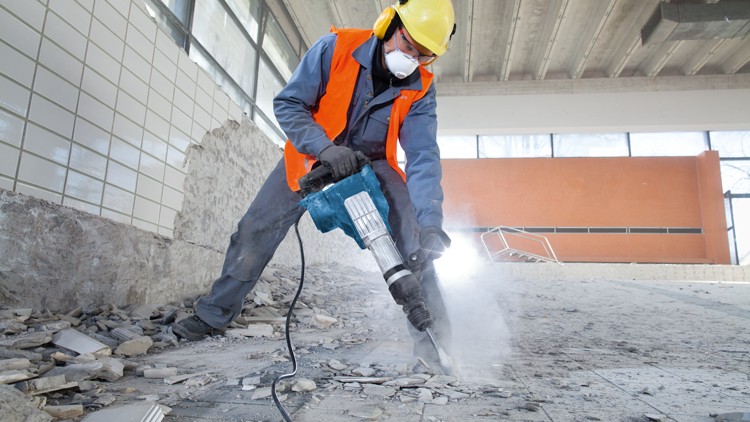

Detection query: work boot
(172, 315), (213, 341)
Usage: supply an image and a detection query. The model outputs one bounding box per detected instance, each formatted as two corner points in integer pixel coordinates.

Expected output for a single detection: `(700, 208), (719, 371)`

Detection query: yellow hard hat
(394, 0), (455, 56)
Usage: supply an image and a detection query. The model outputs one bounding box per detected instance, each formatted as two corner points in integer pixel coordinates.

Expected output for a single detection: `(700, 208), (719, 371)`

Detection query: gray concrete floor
(111, 264), (750, 422)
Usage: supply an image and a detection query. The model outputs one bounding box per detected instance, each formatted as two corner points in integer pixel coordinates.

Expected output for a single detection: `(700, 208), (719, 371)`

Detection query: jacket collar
(352, 34), (423, 92)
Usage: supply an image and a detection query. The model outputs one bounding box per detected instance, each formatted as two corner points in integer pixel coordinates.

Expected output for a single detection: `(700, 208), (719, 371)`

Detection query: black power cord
(272, 219), (305, 421)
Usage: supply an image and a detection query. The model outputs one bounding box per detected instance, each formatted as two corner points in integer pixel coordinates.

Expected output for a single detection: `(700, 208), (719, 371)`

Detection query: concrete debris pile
(0, 265), (385, 418)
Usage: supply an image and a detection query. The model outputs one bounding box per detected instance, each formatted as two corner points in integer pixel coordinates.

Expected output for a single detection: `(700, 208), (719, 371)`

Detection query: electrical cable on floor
(272, 218), (305, 422)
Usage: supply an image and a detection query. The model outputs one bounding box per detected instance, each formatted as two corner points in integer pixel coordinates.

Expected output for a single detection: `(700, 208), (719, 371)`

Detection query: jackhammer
(297, 153), (453, 375)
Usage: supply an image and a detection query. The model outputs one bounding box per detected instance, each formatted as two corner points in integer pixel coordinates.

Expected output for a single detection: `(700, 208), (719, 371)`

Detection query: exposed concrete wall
(0, 119), (373, 312)
(173, 118), (372, 269)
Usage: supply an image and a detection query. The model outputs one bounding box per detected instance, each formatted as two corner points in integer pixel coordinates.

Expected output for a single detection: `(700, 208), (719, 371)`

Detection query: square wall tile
(132, 217), (158, 233)
(101, 208), (132, 224)
(65, 170), (104, 203)
(104, 0), (129, 20)
(49, 0), (91, 38)
(123, 46), (151, 84)
(145, 110), (169, 142)
(158, 205), (176, 229)
(133, 195), (159, 224)
(17, 152), (66, 193)
(93, 0), (127, 39)
(109, 136), (140, 169)
(28, 94), (75, 138)
(63, 196), (101, 215)
(119, 68), (149, 104)
(136, 173), (162, 202)
(38, 37), (84, 86)
(168, 126), (191, 152)
(161, 184), (183, 211)
(153, 49), (177, 81)
(196, 69), (214, 98)
(139, 152), (164, 181)
(69, 143), (107, 179)
(102, 183), (134, 214)
(16, 182), (63, 204)
(170, 106), (191, 134)
(115, 91), (146, 126)
(175, 68), (196, 98)
(0, 142), (20, 178)
(34, 66), (79, 112)
(82, 66), (118, 108)
(73, 117), (111, 155)
(0, 175), (13, 190)
(155, 30), (179, 64)
(0, 74), (31, 116)
(178, 49), (198, 81)
(163, 165), (185, 190)
(147, 91), (171, 126)
(129, 4), (157, 41)
(23, 123), (71, 165)
(0, 7), (42, 59)
(75, 0), (94, 13)
(194, 87), (212, 115)
(173, 87), (193, 117)
(125, 23), (154, 62)
(85, 43), (121, 85)
(44, 11), (87, 60)
(77, 92), (114, 133)
(150, 69), (174, 103)
(0, 107), (25, 147)
(157, 226), (173, 237)
(0, 40), (36, 88)
(2, 0), (46, 31)
(113, 112), (143, 148)
(105, 160), (137, 192)
(142, 131), (167, 160)
(89, 18), (125, 62)
(193, 104), (211, 132)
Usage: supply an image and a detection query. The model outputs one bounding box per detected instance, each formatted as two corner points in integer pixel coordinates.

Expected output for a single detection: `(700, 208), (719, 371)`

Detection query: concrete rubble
(1, 262), (749, 421)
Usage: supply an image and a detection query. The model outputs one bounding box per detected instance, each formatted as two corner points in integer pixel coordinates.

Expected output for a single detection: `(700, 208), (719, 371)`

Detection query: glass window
(143, 0), (188, 48)
(256, 57), (283, 131)
(479, 134), (551, 158)
(157, 0), (191, 24)
(721, 160), (750, 194)
(710, 131), (750, 158)
(630, 132), (707, 157)
(553, 133), (629, 157)
(263, 14), (299, 81)
(225, 0), (261, 42)
(192, 0), (257, 99)
(730, 198), (750, 264)
(437, 136), (477, 159)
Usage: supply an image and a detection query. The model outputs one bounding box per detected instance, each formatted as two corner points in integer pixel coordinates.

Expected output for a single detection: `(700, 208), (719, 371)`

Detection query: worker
(173, 0), (456, 366)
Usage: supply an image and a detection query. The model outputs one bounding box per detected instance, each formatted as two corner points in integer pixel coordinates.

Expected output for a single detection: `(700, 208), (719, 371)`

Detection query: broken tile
(52, 329), (109, 355)
(43, 404), (84, 419)
(81, 403), (164, 422)
(115, 336), (153, 357)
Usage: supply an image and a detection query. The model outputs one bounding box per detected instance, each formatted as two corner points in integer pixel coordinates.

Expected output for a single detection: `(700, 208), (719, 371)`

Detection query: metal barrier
(480, 226), (561, 264)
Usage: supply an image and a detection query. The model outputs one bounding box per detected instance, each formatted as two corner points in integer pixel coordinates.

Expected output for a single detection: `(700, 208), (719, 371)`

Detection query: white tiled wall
(0, 0), (244, 237)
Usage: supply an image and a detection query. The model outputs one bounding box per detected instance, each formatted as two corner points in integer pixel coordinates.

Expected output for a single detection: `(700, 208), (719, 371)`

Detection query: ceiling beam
(682, 39), (727, 76)
(462, 0), (475, 82)
(436, 73), (750, 97)
(498, 0), (522, 81)
(567, 0), (618, 79)
(606, 1), (659, 78)
(722, 40), (750, 74)
(641, 40), (683, 77)
(530, 0), (570, 80)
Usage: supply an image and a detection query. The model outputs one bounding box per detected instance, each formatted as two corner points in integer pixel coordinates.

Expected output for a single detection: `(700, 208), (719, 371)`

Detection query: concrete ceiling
(280, 0), (750, 95)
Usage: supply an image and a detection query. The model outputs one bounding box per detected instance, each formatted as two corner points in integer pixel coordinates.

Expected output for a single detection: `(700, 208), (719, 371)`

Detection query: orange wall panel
(441, 152), (729, 264)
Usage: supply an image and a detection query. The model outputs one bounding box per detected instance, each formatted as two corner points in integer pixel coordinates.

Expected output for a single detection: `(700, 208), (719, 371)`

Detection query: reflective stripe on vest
(283, 27), (434, 191)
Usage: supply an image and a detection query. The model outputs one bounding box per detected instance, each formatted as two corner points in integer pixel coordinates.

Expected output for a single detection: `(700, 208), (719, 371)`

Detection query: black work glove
(388, 273), (433, 331)
(317, 145), (358, 179)
(419, 226), (452, 261)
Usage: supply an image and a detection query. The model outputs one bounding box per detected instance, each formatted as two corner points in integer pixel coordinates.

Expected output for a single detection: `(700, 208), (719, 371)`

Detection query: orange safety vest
(283, 28), (434, 191)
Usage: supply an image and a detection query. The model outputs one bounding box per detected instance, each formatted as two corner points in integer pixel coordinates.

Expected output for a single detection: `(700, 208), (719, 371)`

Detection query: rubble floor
(6, 263), (750, 421)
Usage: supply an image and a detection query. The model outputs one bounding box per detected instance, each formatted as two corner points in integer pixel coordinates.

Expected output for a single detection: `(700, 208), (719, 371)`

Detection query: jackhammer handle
(298, 151), (370, 196)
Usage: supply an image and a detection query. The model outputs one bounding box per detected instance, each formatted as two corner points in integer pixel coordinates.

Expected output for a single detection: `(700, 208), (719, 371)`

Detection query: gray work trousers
(194, 157), (451, 347)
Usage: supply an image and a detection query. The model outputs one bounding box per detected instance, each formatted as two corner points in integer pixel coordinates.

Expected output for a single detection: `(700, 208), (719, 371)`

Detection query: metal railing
(480, 226), (561, 264)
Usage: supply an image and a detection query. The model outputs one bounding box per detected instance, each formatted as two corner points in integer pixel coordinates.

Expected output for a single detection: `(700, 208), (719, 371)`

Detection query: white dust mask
(384, 47), (419, 79)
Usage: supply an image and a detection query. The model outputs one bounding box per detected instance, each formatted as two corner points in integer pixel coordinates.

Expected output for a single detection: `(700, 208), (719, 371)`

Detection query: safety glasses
(395, 28), (438, 65)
